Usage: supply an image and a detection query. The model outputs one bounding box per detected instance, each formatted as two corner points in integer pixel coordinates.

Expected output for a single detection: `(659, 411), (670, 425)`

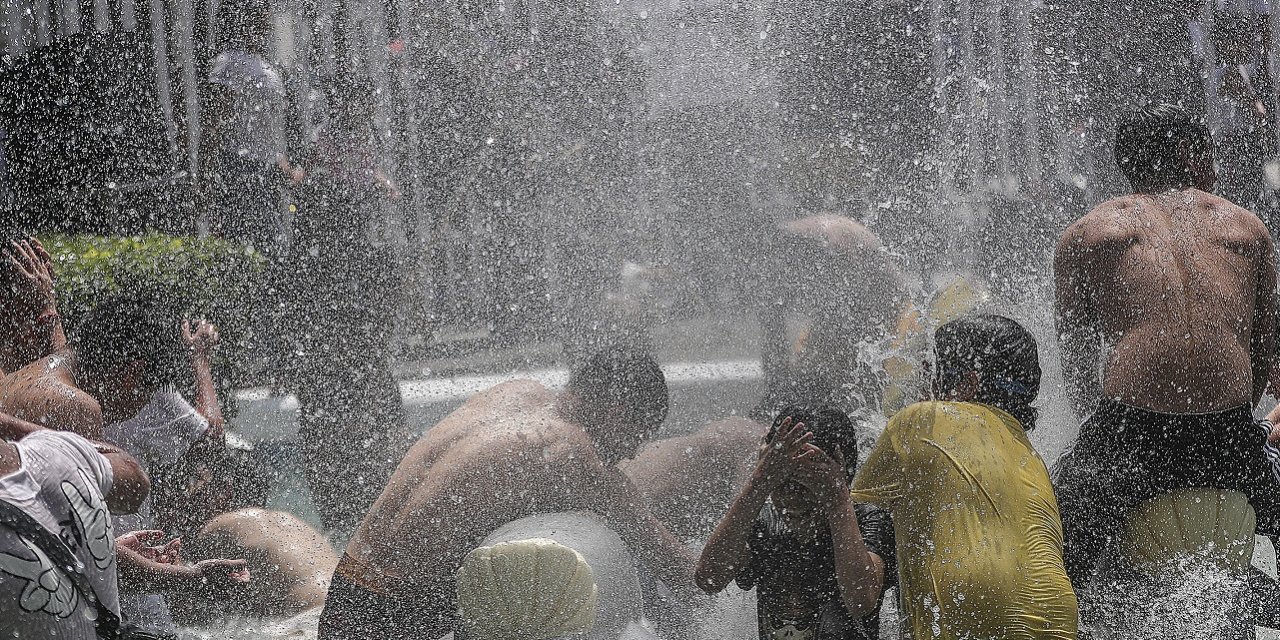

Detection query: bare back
(344, 380), (613, 588)
(192, 508), (339, 616)
(619, 416), (763, 540)
(1056, 189), (1275, 412)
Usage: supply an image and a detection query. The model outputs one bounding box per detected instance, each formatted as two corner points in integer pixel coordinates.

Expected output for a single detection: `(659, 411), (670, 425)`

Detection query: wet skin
(341, 380), (694, 630)
(0, 355), (105, 439)
(619, 416), (766, 540)
(1056, 188), (1276, 414)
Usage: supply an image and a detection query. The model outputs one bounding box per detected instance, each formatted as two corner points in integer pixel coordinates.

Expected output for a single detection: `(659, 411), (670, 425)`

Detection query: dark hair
(934, 314), (1041, 431)
(567, 346), (669, 432)
(767, 405), (859, 479)
(71, 296), (184, 390)
(1114, 103), (1211, 191)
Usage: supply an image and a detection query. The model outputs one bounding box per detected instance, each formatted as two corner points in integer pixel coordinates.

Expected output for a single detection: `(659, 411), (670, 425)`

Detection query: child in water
(696, 406), (895, 640)
(852, 314), (1077, 639)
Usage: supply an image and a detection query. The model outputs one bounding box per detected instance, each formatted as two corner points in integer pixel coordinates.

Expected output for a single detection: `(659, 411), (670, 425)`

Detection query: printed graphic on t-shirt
(762, 617), (818, 640)
(0, 535), (79, 617)
(61, 470), (113, 570)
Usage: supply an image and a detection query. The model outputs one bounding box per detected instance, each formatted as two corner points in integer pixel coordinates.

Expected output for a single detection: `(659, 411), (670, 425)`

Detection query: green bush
(40, 233), (267, 394)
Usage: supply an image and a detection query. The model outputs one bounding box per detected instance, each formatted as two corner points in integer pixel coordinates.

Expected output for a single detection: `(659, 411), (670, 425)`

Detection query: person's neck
(556, 392), (603, 454)
(1134, 179), (1194, 195)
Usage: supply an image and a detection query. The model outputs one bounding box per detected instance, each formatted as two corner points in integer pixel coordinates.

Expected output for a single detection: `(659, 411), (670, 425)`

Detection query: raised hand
(3, 238), (57, 321)
(61, 472), (114, 570)
(793, 445), (851, 514)
(0, 536), (79, 618)
(752, 417), (813, 491)
(181, 319), (220, 356)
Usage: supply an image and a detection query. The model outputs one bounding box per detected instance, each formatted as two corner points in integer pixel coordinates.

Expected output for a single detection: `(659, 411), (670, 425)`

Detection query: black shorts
(1053, 400), (1280, 590)
(317, 570), (452, 640)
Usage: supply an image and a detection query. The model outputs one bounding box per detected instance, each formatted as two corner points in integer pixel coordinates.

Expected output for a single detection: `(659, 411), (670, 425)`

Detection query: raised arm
(1, 238), (66, 372)
(1251, 230), (1276, 407)
(182, 319), (225, 439)
(794, 446), (884, 617)
(1054, 222), (1103, 419)
(695, 417), (809, 593)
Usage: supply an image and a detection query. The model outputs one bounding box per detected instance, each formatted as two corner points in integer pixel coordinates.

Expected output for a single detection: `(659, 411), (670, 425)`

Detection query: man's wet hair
(71, 295), (184, 389)
(1114, 103), (1211, 191)
(767, 405), (859, 480)
(934, 314), (1041, 431)
(567, 345), (669, 432)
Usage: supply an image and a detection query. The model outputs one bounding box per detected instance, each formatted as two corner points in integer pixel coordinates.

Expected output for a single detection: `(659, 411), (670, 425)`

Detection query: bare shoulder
(1195, 190), (1270, 237)
(464, 379), (555, 412)
(0, 360), (103, 439)
(1058, 196), (1141, 255)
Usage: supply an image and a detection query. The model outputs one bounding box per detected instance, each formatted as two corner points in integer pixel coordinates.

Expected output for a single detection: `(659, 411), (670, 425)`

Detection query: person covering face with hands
(696, 407), (895, 640)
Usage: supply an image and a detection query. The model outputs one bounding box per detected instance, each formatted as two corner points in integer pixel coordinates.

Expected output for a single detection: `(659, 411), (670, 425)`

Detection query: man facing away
(317, 346), (697, 639)
(1053, 104), (1279, 591)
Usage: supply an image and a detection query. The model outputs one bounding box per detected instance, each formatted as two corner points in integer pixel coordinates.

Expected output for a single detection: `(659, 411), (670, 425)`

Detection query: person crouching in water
(851, 314), (1078, 639)
(696, 406), (896, 640)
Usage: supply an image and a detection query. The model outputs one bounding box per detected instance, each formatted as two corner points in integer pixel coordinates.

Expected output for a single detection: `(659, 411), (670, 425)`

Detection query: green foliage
(39, 233), (266, 389)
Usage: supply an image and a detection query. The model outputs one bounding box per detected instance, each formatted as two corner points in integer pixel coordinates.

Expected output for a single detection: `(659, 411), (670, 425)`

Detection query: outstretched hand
(752, 417), (812, 490)
(194, 558), (252, 590)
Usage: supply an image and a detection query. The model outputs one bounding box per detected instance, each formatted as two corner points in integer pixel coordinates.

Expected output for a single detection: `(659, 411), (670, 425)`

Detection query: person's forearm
(695, 475), (770, 593)
(828, 499), (883, 616)
(1252, 344), (1273, 406)
(0, 314), (65, 373)
(191, 353), (225, 436)
(116, 546), (198, 592)
(0, 412), (44, 440)
(596, 469), (697, 594)
(1252, 248), (1276, 406)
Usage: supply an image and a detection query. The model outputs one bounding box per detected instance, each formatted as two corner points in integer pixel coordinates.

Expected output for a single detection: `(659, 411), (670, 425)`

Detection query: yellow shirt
(851, 401), (1078, 640)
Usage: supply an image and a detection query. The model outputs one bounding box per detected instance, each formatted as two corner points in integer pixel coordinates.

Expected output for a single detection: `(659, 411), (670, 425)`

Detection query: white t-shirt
(105, 386), (209, 534)
(208, 49), (288, 165)
(0, 430), (119, 640)
(103, 387), (210, 632)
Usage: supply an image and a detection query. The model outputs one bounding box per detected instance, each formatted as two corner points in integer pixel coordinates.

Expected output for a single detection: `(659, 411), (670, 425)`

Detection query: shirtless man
(318, 347), (696, 639)
(0, 295), (183, 438)
(1053, 103), (1279, 590)
(168, 507), (338, 621)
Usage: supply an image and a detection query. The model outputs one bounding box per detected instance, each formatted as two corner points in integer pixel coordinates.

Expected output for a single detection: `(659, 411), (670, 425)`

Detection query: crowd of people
(3, 100), (1280, 640)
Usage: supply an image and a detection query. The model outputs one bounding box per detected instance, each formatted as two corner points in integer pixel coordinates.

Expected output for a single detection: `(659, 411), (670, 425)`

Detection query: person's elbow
(843, 582), (883, 618)
(841, 556), (886, 617)
(693, 557), (733, 594)
(106, 453), (151, 515)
